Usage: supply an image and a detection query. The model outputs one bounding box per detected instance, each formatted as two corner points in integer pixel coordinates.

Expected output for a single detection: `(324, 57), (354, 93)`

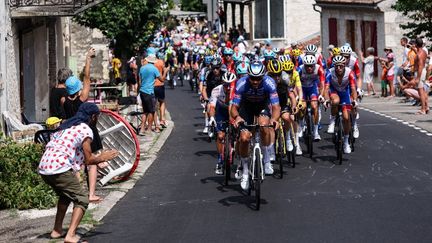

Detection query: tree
(392, 0), (432, 40)
(181, 0), (206, 12)
(74, 0), (172, 57)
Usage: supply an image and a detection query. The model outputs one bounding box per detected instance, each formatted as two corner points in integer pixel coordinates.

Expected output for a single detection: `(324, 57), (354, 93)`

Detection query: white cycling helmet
(273, 48), (280, 54)
(305, 44), (318, 54)
(340, 45), (352, 55)
(198, 49), (205, 55)
(222, 72), (237, 84)
(303, 55), (317, 65)
(332, 55), (346, 65)
(248, 61), (266, 77)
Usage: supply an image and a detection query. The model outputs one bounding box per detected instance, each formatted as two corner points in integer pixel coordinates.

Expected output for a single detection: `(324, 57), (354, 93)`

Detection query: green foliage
(181, 0), (206, 12)
(74, 0), (173, 57)
(0, 139), (57, 210)
(392, 0), (432, 39)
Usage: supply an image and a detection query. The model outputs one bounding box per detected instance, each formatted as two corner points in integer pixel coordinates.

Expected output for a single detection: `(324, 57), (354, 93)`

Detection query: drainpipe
(313, 4), (323, 51)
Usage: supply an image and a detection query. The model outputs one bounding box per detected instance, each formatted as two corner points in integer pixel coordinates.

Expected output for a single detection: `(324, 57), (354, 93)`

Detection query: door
(21, 31), (36, 121)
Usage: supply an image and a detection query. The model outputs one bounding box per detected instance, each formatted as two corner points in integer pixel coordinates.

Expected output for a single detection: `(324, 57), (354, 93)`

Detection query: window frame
(252, 0), (285, 40)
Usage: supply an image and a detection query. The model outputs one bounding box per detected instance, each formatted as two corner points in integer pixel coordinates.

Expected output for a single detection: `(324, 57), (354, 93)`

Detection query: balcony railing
(9, 0), (105, 18)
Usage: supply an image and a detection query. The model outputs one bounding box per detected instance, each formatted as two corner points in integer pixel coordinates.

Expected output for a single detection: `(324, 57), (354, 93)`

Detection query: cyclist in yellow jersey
(281, 60), (303, 155)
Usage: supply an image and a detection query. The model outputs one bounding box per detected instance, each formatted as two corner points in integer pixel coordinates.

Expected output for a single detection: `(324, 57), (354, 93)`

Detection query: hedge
(0, 137), (57, 210)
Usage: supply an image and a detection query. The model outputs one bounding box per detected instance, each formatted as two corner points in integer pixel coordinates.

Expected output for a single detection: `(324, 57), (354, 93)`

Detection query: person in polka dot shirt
(39, 103), (118, 243)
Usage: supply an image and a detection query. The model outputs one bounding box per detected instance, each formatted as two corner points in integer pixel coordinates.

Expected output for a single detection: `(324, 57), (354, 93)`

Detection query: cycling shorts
(329, 89), (352, 111)
(238, 102), (271, 128)
(215, 103), (229, 132)
(302, 85), (318, 101)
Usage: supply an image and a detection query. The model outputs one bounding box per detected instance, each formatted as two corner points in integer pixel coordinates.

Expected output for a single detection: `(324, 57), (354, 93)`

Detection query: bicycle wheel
(276, 129), (284, 179)
(223, 132), (231, 186)
(306, 113), (313, 158)
(254, 147), (261, 210)
(350, 114), (356, 152)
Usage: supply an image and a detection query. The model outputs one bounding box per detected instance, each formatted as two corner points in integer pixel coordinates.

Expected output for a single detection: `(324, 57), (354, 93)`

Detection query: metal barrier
(96, 109), (140, 185)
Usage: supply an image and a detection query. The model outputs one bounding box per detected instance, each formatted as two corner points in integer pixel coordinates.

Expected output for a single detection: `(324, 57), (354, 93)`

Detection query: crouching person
(38, 103), (118, 243)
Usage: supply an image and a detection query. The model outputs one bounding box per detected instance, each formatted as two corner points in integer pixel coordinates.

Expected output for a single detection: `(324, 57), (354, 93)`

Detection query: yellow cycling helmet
(291, 48), (302, 57)
(282, 60), (295, 72)
(267, 59), (283, 74)
(332, 47), (341, 56)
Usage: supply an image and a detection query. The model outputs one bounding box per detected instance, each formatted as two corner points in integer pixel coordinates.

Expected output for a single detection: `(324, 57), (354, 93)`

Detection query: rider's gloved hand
(352, 100), (359, 108)
(297, 100), (306, 110)
(295, 95), (300, 103)
(357, 88), (364, 97)
(318, 95), (325, 103)
(270, 118), (279, 130)
(209, 116), (216, 126)
(234, 116), (245, 128)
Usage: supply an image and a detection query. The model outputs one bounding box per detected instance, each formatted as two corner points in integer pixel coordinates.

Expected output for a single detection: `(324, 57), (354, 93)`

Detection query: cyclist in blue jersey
(231, 61), (281, 190)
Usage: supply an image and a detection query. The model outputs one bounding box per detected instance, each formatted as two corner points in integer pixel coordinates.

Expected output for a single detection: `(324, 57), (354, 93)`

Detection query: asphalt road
(85, 84), (432, 243)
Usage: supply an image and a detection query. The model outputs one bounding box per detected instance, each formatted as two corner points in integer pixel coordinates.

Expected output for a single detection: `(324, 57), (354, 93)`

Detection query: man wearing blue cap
(139, 54), (167, 135)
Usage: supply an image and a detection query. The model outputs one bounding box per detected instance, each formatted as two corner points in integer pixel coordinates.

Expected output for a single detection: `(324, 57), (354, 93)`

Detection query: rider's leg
(311, 100), (320, 140)
(328, 93), (340, 134)
(282, 112), (294, 151)
(239, 130), (252, 175)
(342, 107), (352, 153)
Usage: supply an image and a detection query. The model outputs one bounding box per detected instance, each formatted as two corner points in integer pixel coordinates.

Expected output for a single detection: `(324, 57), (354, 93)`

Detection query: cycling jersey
(298, 64), (325, 88)
(200, 67), (209, 82)
(284, 70), (302, 91)
(210, 84), (230, 132)
(325, 67), (356, 106)
(204, 70), (225, 98)
(346, 55), (361, 78)
(223, 59), (235, 73)
(231, 75), (279, 106)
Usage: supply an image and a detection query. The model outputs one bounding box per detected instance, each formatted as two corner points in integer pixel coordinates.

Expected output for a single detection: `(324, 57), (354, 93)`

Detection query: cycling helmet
(332, 55), (346, 65)
(267, 59), (282, 74)
(198, 49), (205, 55)
(221, 42), (226, 47)
(193, 47), (199, 53)
(282, 60), (295, 72)
(204, 55), (214, 65)
(278, 55), (291, 63)
(236, 62), (249, 75)
(263, 49), (276, 59)
(332, 47), (341, 56)
(291, 48), (302, 57)
(213, 54), (222, 61)
(211, 56), (222, 67)
(303, 55), (317, 65)
(340, 45), (352, 55)
(222, 72), (237, 84)
(223, 48), (234, 55)
(248, 61), (266, 77)
(232, 52), (243, 62)
(305, 44), (318, 54)
(272, 48), (281, 54)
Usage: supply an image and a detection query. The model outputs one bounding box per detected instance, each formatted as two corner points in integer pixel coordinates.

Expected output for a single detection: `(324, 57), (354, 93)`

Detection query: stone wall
(69, 19), (110, 81)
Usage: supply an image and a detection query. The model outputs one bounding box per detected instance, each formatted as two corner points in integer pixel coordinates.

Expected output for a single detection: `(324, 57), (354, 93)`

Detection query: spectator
(359, 47), (377, 96)
(112, 54), (122, 84)
(38, 102), (118, 243)
(217, 6), (226, 32)
(154, 52), (168, 129)
(236, 35), (248, 54)
(139, 54), (167, 135)
(409, 38), (429, 114)
(379, 48), (395, 97)
(380, 60), (389, 97)
(49, 68), (72, 119)
(126, 57), (138, 96)
(63, 48), (105, 203)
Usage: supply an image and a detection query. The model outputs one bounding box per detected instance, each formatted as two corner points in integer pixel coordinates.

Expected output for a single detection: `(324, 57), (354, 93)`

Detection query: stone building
(315, 0), (410, 74)
(0, 0), (103, 128)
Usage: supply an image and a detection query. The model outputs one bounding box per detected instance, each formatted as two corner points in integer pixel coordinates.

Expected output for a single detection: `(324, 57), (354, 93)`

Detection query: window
(254, 0), (284, 39)
(328, 18), (338, 46)
(346, 20), (356, 49)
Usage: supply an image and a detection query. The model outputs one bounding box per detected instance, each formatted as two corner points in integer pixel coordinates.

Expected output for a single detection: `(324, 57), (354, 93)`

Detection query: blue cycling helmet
(223, 48), (234, 55)
(232, 52), (243, 62)
(236, 62), (249, 75)
(263, 49), (276, 59)
(248, 61), (266, 77)
(204, 55), (214, 65)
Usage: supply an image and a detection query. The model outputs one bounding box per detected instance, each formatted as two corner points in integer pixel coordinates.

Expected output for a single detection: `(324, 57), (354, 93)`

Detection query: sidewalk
(0, 113), (174, 243)
(360, 94), (432, 134)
